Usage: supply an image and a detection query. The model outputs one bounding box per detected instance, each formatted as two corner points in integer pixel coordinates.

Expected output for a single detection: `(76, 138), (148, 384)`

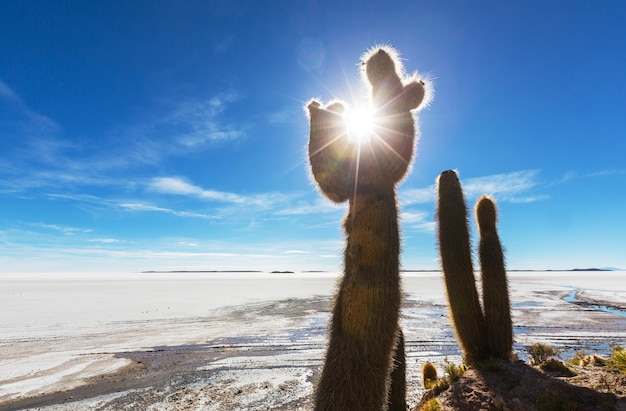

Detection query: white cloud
(401, 210), (436, 232)
(147, 176), (290, 207)
(587, 169), (626, 177)
(178, 241), (199, 247)
(87, 238), (123, 244)
(400, 186), (435, 205)
(118, 202), (215, 219)
(31, 222), (93, 235)
(0, 88), (247, 197)
(552, 170), (578, 185)
(163, 91), (245, 148)
(462, 169), (541, 200)
(148, 176), (242, 203)
(275, 198), (344, 215)
(402, 170), (545, 205)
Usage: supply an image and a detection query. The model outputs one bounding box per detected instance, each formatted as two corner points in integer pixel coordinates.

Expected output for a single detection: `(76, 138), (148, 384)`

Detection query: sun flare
(344, 107), (376, 144)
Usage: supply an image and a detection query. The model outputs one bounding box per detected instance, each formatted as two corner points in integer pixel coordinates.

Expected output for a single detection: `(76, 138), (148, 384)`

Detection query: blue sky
(1, 1), (625, 273)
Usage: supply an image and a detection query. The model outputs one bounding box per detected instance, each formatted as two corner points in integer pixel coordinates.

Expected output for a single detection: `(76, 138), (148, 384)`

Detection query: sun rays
(344, 107), (376, 144)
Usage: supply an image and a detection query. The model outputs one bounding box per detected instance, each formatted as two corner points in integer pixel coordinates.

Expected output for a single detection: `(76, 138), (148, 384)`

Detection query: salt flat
(0, 271), (625, 410)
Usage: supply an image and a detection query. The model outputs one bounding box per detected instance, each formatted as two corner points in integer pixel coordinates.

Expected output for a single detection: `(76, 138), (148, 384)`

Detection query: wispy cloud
(275, 198), (344, 215)
(87, 238), (126, 244)
(402, 169), (546, 206)
(587, 169), (626, 177)
(401, 210), (436, 233)
(401, 186), (435, 205)
(147, 176), (290, 207)
(178, 241), (199, 247)
(0, 88), (247, 196)
(118, 202), (216, 219)
(148, 177), (244, 202)
(0, 79), (59, 134)
(166, 91), (246, 147)
(461, 170), (545, 202)
(30, 222), (93, 235)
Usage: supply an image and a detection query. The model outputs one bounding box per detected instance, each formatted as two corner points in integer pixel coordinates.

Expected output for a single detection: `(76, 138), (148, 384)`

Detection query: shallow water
(564, 289), (626, 318)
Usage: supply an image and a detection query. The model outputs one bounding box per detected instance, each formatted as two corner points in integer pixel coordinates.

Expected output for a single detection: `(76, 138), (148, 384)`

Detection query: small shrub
(572, 352), (608, 367)
(443, 357), (466, 383)
(568, 350), (587, 366)
(527, 343), (558, 365)
(422, 362), (438, 389)
(540, 358), (577, 377)
(608, 345), (626, 374)
(421, 398), (441, 411)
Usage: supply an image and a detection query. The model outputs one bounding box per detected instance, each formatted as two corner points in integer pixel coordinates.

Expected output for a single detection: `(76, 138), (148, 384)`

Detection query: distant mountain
(141, 270), (263, 273)
(571, 268), (614, 272)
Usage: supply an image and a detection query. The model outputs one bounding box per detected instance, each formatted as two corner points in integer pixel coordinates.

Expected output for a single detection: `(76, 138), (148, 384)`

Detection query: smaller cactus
(436, 170), (513, 364)
(476, 196), (513, 361)
(422, 362), (438, 389)
(436, 170), (488, 364)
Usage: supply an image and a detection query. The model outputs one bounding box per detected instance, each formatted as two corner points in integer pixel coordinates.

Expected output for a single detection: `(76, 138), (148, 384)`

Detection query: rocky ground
(416, 360), (626, 411)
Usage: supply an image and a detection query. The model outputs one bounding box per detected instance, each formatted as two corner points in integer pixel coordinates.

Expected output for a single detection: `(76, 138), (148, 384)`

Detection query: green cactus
(307, 46), (430, 410)
(476, 195), (513, 361)
(436, 170), (488, 364)
(422, 361), (438, 389)
(436, 170), (513, 364)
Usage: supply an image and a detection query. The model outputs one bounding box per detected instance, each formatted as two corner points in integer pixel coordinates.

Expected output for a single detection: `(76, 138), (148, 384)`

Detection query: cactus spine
(436, 170), (513, 364)
(306, 46), (430, 410)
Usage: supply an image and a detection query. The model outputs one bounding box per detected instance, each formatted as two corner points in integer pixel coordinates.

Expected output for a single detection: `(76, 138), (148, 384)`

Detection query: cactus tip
(475, 195), (497, 232)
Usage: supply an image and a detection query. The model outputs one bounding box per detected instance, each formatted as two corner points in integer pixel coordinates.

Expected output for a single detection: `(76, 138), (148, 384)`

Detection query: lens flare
(344, 108), (376, 144)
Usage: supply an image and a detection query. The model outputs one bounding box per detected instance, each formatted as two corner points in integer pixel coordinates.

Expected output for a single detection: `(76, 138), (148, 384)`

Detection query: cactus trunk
(314, 189), (402, 411)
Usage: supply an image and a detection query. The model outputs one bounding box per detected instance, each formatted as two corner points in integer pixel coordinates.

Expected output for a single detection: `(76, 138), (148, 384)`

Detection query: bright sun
(344, 107), (376, 144)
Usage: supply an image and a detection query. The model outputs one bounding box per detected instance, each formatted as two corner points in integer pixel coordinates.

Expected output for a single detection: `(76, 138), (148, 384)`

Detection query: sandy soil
(1, 272), (625, 410)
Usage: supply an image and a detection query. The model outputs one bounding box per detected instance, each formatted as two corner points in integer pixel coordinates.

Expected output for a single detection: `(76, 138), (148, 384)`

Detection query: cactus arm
(358, 48), (427, 188)
(307, 100), (353, 203)
(476, 195), (513, 361)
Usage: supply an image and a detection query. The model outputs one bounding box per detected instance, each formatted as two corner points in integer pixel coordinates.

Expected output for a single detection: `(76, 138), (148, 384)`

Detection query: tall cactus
(307, 46), (431, 410)
(476, 196), (513, 361)
(436, 170), (512, 364)
(436, 170), (488, 364)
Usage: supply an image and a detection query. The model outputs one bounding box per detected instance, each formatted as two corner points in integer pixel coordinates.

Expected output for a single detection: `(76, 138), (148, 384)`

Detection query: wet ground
(1, 272), (625, 410)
